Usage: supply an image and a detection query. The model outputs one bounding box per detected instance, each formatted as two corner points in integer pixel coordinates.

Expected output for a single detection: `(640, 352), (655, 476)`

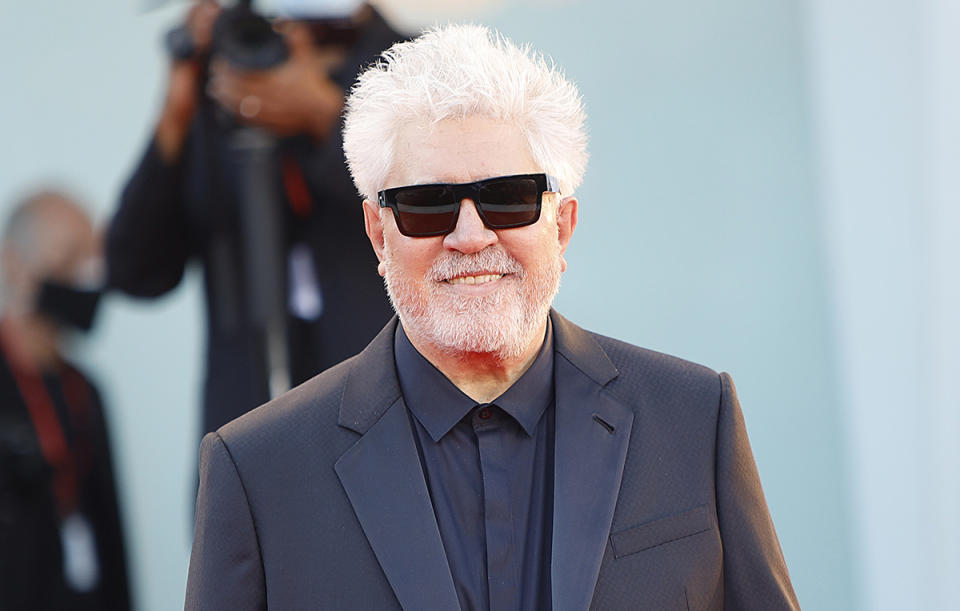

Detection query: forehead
(385, 116), (540, 188)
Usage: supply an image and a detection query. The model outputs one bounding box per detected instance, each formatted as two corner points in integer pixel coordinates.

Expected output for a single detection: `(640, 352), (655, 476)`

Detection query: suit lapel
(550, 312), (635, 611)
(334, 318), (460, 611)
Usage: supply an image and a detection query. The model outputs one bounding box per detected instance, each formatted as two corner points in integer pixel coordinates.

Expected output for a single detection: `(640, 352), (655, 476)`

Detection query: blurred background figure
(0, 191), (130, 610)
(106, 0), (403, 437)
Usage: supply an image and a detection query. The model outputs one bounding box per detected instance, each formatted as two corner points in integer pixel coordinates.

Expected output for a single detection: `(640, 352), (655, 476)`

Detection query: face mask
(35, 280), (102, 332)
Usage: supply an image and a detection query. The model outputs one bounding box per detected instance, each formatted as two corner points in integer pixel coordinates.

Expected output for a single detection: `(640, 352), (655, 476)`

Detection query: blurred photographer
(0, 191), (130, 610)
(106, 1), (402, 437)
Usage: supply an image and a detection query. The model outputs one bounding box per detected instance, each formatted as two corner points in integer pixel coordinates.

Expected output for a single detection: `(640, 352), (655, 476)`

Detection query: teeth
(447, 274), (504, 285)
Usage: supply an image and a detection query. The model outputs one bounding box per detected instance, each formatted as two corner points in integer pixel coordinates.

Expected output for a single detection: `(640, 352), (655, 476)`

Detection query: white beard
(382, 243), (562, 359)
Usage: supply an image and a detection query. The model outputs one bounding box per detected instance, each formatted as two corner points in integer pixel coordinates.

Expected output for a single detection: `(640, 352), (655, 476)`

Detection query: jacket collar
(551, 309), (620, 386)
(549, 310), (634, 609)
(337, 310), (620, 434)
(337, 316), (403, 435)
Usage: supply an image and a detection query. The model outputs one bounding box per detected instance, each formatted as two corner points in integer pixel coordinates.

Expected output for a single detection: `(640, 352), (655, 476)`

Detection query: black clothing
(394, 323), (555, 611)
(0, 351), (131, 611)
(185, 312), (801, 609)
(106, 9), (402, 435)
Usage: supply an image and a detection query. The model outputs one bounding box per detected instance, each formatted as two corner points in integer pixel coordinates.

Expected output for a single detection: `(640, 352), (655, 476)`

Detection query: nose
(442, 199), (498, 254)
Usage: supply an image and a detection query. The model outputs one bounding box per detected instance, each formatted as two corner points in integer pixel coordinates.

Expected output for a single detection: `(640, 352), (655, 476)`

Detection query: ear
(556, 196), (578, 272)
(0, 245), (15, 278)
(0, 246), (35, 313)
(1, 245), (27, 285)
(362, 199), (387, 275)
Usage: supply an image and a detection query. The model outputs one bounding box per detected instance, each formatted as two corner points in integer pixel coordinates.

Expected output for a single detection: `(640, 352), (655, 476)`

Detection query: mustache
(428, 247), (523, 281)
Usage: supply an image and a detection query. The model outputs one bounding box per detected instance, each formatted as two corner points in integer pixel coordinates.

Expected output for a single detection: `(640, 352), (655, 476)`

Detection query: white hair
(343, 24), (588, 201)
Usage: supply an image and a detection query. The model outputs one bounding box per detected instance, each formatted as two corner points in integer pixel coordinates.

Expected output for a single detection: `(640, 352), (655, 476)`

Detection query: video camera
(165, 0), (362, 71)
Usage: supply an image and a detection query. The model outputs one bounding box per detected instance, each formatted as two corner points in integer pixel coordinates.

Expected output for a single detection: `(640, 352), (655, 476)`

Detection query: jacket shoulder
(215, 355), (357, 459)
(587, 331), (723, 412)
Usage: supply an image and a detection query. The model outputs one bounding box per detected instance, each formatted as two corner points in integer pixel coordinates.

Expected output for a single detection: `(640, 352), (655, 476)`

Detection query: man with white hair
(186, 24), (800, 610)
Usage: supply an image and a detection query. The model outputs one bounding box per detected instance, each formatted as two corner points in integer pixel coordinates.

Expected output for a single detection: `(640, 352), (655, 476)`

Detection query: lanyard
(282, 153), (313, 218)
(1, 338), (92, 516)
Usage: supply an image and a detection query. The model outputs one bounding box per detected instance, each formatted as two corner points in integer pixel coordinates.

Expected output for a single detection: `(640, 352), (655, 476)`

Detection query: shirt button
(478, 407), (492, 420)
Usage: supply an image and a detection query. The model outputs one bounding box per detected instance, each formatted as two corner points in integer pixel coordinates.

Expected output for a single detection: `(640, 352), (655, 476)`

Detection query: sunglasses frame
(377, 173), (560, 237)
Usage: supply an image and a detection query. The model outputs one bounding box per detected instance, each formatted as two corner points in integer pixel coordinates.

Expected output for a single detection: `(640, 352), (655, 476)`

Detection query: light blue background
(3, 1), (956, 610)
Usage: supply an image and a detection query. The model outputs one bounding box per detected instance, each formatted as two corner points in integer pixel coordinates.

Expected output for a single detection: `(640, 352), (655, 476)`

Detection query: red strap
(10, 364), (79, 515)
(282, 155), (313, 217)
(62, 366), (95, 479)
(0, 325), (92, 516)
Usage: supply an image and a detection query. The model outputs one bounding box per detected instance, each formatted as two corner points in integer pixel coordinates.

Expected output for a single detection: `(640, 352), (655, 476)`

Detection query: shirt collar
(394, 321), (554, 442)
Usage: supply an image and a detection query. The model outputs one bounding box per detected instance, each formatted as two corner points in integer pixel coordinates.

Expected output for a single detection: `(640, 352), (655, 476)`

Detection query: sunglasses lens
(476, 178), (541, 228)
(383, 175), (547, 236)
(394, 186), (459, 236)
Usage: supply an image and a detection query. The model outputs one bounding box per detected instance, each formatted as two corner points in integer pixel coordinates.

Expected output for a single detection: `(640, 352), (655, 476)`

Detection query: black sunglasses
(377, 173), (559, 237)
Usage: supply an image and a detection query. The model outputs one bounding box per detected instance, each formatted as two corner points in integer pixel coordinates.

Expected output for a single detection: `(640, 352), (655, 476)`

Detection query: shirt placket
(473, 404), (520, 610)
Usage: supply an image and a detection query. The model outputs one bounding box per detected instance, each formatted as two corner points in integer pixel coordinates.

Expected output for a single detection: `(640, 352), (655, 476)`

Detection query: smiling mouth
(445, 273), (505, 285)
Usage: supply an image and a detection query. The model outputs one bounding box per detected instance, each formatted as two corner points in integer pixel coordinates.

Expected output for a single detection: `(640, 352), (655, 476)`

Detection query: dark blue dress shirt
(394, 323), (555, 611)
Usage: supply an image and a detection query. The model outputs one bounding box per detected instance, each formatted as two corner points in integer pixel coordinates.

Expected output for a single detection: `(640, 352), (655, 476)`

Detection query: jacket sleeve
(716, 373), (801, 610)
(185, 432), (266, 611)
(105, 138), (193, 297)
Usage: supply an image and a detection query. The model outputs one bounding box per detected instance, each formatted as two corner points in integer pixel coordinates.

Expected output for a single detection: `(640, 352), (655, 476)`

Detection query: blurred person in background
(0, 191), (130, 610)
(106, 0), (403, 439)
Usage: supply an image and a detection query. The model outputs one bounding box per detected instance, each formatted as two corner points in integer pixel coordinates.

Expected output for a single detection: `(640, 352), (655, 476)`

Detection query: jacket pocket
(610, 504), (713, 559)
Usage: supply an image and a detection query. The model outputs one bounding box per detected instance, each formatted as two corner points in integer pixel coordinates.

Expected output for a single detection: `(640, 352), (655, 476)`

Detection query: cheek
(505, 225), (559, 264)
(383, 234), (441, 275)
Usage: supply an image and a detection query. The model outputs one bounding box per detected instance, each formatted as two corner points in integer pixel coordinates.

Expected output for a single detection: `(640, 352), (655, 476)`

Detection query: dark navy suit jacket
(185, 311), (800, 610)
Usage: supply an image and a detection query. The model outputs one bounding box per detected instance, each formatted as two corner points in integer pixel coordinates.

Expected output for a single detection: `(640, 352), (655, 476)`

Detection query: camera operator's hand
(156, 0), (221, 163)
(207, 23), (346, 142)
